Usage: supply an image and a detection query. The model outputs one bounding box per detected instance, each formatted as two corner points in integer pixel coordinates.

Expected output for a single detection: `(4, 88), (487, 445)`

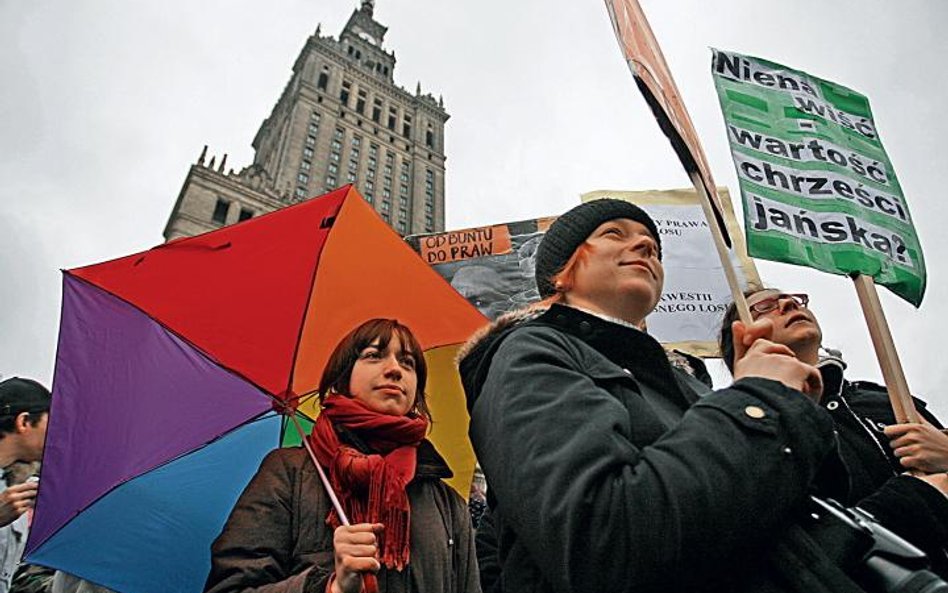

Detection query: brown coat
(205, 441), (480, 593)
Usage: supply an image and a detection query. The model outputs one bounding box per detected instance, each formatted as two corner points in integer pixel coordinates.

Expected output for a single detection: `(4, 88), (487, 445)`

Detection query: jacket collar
(534, 305), (694, 407)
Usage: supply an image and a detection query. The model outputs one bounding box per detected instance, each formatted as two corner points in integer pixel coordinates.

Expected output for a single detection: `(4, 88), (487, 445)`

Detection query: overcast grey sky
(2, 1), (947, 416)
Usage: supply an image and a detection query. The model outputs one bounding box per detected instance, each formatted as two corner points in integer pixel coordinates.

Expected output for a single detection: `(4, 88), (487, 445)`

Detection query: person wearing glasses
(719, 288), (948, 575)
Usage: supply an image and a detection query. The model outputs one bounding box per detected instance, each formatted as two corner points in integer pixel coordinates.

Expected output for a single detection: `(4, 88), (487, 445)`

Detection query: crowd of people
(5, 198), (948, 592)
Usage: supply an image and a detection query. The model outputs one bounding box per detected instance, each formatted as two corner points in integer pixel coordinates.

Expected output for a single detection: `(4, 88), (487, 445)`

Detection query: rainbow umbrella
(24, 186), (485, 593)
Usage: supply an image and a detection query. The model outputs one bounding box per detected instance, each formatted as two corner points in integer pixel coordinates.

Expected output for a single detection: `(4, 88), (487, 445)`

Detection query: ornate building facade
(163, 0), (448, 240)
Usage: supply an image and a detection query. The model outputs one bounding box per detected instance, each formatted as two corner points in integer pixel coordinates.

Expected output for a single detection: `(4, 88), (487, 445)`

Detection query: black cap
(535, 198), (661, 297)
(0, 378), (51, 417)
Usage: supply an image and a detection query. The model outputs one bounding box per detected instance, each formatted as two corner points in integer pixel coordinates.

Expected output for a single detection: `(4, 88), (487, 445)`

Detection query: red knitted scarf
(307, 394), (428, 570)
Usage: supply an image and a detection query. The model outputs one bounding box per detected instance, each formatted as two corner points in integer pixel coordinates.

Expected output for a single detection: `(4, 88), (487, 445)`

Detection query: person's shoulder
(258, 446), (309, 473)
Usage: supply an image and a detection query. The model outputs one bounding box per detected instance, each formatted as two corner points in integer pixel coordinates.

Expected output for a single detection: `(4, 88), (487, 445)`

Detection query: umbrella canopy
(25, 186), (486, 593)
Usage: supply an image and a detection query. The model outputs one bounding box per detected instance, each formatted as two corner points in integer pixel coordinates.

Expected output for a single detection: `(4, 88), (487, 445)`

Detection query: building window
(306, 135), (316, 147)
(368, 156), (377, 168)
(311, 110), (321, 122)
(212, 199), (230, 224)
(401, 161), (410, 174)
(308, 122), (319, 135)
(403, 114), (412, 138)
(352, 135), (362, 147)
(380, 201), (391, 214)
(399, 207), (408, 219)
(400, 184), (409, 196)
(387, 107), (397, 131)
(350, 147), (360, 158)
(331, 140), (342, 152)
(426, 123), (435, 149)
(328, 163), (338, 175)
(425, 203), (433, 214)
(383, 176), (392, 188)
(297, 172), (309, 184)
(397, 220), (406, 233)
(369, 144), (378, 157)
(365, 191), (374, 203)
(372, 99), (382, 123)
(326, 175), (337, 187)
(425, 215), (433, 231)
(367, 166), (376, 178)
(399, 172), (409, 183)
(383, 165), (393, 177)
(295, 187), (307, 199)
(238, 208), (254, 222)
(317, 67), (329, 91)
(356, 90), (367, 114)
(366, 179), (374, 191)
(349, 158), (359, 171)
(385, 152), (395, 165)
(334, 128), (344, 141)
(330, 152), (340, 162)
(300, 160), (311, 171)
(347, 171), (356, 183)
(340, 81), (351, 106)
(303, 147), (314, 160)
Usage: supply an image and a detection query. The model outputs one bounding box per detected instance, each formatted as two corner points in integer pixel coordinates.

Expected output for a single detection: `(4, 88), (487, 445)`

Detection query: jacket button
(744, 405), (766, 419)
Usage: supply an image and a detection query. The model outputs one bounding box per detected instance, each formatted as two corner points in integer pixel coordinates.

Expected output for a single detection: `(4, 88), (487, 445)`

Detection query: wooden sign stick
(851, 273), (919, 423)
(688, 172), (753, 325)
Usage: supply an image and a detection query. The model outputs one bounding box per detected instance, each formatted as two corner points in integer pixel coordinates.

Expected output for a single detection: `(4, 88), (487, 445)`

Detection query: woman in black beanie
(459, 198), (845, 593)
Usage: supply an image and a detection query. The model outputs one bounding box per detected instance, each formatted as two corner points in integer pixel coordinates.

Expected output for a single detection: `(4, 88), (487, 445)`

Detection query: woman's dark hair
(718, 287), (771, 374)
(318, 318), (431, 421)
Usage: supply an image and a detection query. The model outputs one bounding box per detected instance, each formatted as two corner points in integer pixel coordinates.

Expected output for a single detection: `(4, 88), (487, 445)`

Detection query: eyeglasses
(748, 293), (809, 318)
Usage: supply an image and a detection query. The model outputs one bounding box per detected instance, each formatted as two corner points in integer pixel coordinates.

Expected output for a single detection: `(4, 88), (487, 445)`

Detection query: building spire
(360, 0), (374, 17)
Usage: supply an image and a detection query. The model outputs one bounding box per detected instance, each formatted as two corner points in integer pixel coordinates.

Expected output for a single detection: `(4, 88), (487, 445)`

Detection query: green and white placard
(711, 48), (925, 306)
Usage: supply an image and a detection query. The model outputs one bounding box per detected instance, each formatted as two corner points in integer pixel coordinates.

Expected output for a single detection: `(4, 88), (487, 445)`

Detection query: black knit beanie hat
(535, 198), (661, 298)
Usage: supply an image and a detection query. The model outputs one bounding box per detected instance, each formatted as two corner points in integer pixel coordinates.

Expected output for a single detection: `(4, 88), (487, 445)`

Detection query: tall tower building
(163, 0), (448, 240)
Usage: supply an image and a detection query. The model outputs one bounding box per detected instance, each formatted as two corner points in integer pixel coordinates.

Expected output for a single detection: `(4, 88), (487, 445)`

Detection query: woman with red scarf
(205, 319), (480, 593)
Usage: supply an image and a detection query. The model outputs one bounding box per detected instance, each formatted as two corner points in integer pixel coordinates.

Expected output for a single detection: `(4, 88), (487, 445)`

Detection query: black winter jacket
(459, 305), (846, 593)
(819, 366), (948, 575)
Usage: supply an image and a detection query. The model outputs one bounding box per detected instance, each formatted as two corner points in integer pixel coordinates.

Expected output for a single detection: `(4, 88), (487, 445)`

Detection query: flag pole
(688, 172), (752, 325)
(605, 0), (753, 325)
(851, 274), (919, 423)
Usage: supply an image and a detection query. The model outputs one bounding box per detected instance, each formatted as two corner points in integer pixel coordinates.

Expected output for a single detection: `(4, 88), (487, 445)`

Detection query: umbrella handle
(291, 414), (351, 523)
(290, 415), (380, 593)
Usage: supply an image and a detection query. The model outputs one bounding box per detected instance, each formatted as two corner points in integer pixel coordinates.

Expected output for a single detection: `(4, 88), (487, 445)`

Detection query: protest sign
(604, 0), (726, 232)
(605, 0), (756, 323)
(406, 219), (552, 321)
(711, 48), (926, 306)
(407, 188), (757, 356)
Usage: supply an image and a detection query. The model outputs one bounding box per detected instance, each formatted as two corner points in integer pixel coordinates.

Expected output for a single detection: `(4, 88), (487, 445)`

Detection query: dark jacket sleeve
(470, 327), (837, 593)
(204, 450), (332, 593)
(451, 487), (482, 593)
(857, 475), (948, 571)
(474, 508), (501, 593)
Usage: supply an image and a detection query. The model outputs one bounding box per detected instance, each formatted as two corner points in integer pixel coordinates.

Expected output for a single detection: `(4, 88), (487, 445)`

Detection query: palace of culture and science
(163, 0), (449, 240)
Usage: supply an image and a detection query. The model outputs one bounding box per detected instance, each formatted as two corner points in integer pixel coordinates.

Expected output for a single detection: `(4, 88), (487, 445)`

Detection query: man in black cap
(0, 377), (50, 593)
